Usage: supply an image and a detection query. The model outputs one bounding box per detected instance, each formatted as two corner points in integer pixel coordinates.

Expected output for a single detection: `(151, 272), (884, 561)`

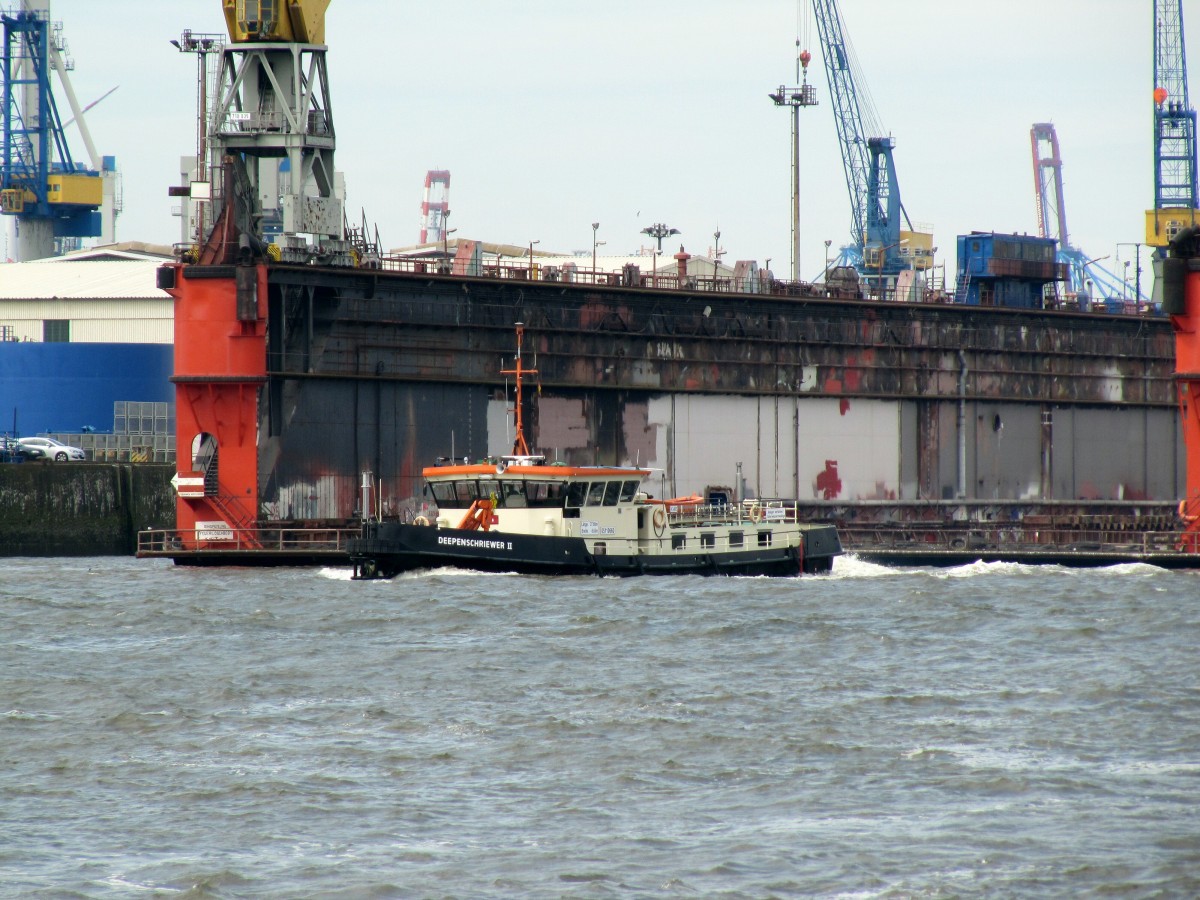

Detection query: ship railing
(136, 526), (358, 557)
(836, 523), (1195, 556)
(662, 498), (801, 527)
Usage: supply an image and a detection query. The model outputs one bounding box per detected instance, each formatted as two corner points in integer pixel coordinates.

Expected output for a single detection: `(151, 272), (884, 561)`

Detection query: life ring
(748, 504), (763, 523)
(652, 506), (667, 536)
(413, 515), (430, 526)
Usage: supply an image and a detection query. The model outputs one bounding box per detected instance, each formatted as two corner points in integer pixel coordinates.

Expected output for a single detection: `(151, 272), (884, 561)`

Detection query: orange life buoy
(413, 515), (431, 526)
(652, 506), (667, 535)
(748, 504), (763, 523)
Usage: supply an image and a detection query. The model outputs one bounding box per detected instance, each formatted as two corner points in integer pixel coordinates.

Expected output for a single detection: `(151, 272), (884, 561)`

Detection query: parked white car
(19, 437), (87, 462)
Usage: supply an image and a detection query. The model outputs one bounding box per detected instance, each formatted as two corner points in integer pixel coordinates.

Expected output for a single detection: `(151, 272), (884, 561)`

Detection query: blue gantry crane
(810, 0), (932, 289)
(1, 6), (103, 260)
(1145, 0), (1197, 253)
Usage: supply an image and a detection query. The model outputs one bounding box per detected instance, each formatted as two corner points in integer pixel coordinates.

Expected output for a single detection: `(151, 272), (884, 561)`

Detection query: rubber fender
(1162, 256), (1187, 315)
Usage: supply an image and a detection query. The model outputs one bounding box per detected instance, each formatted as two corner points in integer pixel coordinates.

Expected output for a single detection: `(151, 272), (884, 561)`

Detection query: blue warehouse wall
(0, 343), (173, 435)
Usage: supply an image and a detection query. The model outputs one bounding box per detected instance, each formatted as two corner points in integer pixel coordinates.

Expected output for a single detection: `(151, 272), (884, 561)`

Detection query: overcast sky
(25, 0), (1199, 281)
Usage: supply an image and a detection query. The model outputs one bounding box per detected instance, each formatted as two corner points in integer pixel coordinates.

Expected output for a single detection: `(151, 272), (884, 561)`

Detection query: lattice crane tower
(1146, 0), (1198, 249)
(420, 169), (450, 244)
(208, 0), (344, 261)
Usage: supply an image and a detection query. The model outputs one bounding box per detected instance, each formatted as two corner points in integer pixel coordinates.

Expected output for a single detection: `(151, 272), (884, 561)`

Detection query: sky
(27, 0), (1200, 283)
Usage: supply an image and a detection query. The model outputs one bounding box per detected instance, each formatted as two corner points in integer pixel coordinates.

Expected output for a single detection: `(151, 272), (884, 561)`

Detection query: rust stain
(815, 459), (842, 500)
(839, 398), (851, 416)
(866, 480), (897, 501)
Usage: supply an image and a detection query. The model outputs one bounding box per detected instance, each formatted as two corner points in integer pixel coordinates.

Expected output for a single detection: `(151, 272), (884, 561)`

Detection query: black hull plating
(851, 547), (1200, 569)
(349, 523), (838, 579)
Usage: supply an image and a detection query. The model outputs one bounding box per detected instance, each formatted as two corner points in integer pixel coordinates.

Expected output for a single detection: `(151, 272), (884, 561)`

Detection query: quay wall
(0, 463), (174, 557)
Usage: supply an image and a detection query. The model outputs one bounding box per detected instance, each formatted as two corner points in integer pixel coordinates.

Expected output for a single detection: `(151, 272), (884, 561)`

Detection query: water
(3, 556), (1199, 898)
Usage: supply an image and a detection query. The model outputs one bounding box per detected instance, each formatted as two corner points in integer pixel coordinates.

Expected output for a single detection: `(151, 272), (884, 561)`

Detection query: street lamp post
(642, 223), (680, 289)
(823, 239), (832, 281)
(441, 208), (454, 271)
(768, 43), (818, 282)
(1117, 242), (1144, 305)
(171, 30), (225, 244)
(712, 229), (725, 288)
(528, 239), (540, 279)
(591, 222), (600, 278)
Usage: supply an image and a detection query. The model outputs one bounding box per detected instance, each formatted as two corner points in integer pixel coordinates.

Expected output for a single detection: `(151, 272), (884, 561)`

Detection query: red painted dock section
(1167, 229), (1200, 549)
(164, 264), (267, 548)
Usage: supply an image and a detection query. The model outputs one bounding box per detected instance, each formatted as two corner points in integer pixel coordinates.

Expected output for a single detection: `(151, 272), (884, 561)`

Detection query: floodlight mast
(768, 39), (817, 282)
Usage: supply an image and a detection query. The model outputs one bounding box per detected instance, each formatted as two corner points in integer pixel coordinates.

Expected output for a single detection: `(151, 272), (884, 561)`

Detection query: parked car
(0, 436), (34, 462)
(18, 437), (86, 462)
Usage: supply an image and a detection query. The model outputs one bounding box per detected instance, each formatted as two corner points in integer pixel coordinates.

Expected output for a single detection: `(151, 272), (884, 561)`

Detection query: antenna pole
(500, 323), (538, 456)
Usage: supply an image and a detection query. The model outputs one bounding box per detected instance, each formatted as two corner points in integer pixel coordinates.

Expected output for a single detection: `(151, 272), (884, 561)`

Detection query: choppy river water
(3, 555), (1198, 898)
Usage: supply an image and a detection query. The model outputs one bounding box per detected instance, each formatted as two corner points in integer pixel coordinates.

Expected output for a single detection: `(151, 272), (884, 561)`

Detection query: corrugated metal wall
(477, 391), (1184, 505)
(251, 382), (1184, 523)
(0, 299), (172, 343)
(0, 343), (174, 435)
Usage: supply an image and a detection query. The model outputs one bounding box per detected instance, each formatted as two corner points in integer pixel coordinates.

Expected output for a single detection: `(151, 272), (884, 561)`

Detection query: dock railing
(354, 254), (1162, 316)
(836, 522), (1190, 556)
(137, 526), (358, 558)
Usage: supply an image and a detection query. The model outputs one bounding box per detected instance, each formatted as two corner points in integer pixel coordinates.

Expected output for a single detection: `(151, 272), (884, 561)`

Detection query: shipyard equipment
(204, 0), (344, 262)
(767, 43), (817, 282)
(1030, 123), (1139, 307)
(810, 0), (932, 290)
(419, 169), (450, 244)
(1146, 0), (1198, 250)
(0, 2), (115, 260)
(142, 1), (1194, 567)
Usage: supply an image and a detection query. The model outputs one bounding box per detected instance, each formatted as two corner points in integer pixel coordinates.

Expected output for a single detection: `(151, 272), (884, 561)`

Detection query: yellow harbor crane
(190, 0), (342, 261)
(222, 0), (329, 44)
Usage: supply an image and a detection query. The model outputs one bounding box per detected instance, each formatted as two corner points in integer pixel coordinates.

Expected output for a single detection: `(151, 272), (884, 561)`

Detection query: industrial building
(0, 244), (175, 458)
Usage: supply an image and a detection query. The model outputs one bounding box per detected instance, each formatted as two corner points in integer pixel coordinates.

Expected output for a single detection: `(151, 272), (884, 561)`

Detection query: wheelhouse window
(526, 481), (567, 508)
(428, 481), (457, 505)
(586, 481), (606, 506)
(566, 481), (589, 508)
(602, 481), (621, 506)
(620, 480), (640, 502)
(453, 481), (479, 504)
(501, 480), (527, 507)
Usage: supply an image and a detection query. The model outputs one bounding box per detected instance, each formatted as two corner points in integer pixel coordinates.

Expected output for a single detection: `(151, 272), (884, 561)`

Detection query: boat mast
(501, 322), (538, 456)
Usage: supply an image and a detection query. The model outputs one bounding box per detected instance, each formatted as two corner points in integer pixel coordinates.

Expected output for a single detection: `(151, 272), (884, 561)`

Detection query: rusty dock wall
(268, 265), (1174, 405)
(203, 263), (1181, 520)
